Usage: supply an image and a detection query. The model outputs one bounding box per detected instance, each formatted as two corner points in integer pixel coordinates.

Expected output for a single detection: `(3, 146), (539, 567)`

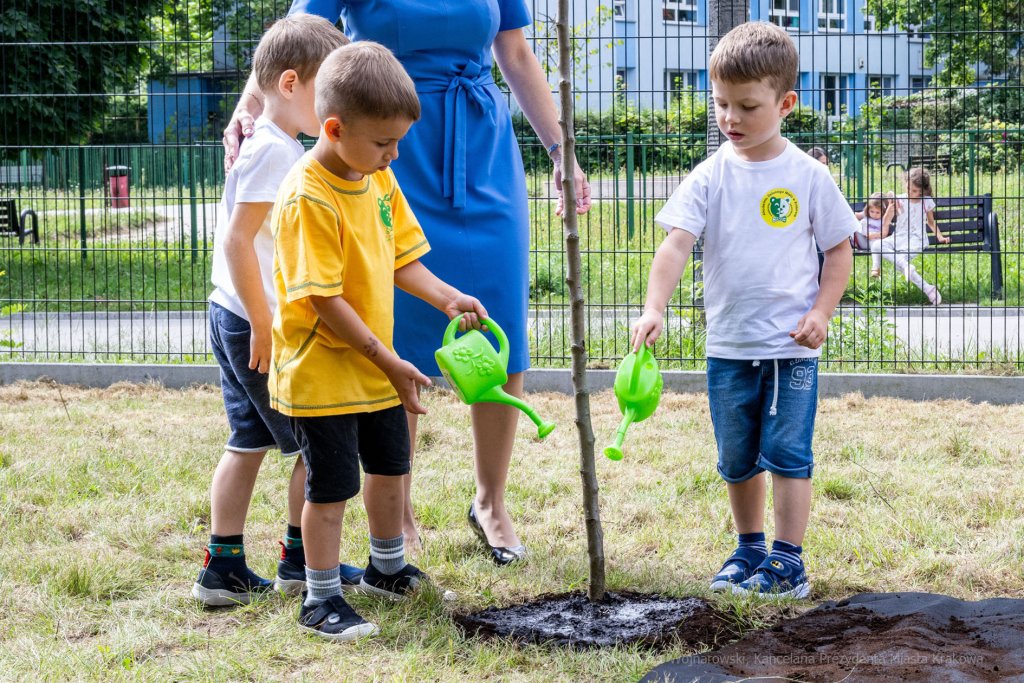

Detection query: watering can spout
(604, 408), (636, 461)
(479, 386), (556, 438)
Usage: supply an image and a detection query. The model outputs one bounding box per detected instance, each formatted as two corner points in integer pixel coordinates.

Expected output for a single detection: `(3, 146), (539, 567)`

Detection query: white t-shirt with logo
(209, 117), (305, 321)
(892, 193), (937, 252)
(655, 140), (859, 359)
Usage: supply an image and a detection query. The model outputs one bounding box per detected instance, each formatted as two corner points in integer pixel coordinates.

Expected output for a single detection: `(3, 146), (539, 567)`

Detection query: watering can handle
(442, 314), (510, 370)
(628, 346), (648, 393)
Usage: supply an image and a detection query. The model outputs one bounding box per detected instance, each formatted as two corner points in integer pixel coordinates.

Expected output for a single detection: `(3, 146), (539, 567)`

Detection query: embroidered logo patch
(771, 559), (785, 570)
(378, 195), (394, 242)
(759, 189), (799, 228)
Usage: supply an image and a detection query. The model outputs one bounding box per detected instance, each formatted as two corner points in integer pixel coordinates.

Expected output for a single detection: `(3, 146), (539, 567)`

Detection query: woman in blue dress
(223, 0), (592, 564)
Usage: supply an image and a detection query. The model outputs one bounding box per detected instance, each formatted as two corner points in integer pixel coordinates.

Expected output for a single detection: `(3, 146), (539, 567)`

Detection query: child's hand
(444, 293), (489, 332)
(936, 233), (951, 244)
(868, 232), (882, 240)
(384, 358), (432, 415)
(790, 309), (829, 349)
(630, 309), (664, 352)
(249, 322), (273, 374)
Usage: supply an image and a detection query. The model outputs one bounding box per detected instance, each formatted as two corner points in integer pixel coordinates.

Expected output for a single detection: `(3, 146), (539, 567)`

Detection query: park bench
(849, 194), (1003, 298)
(907, 152), (953, 175)
(0, 198), (38, 245)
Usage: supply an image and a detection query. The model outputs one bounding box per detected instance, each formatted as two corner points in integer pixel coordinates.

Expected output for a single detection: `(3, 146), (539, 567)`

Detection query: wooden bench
(0, 198), (39, 245)
(907, 153), (952, 175)
(849, 194), (1003, 298)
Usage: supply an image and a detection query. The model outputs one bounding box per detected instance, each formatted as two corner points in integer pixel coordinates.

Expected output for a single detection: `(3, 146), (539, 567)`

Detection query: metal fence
(1, 0), (1022, 373)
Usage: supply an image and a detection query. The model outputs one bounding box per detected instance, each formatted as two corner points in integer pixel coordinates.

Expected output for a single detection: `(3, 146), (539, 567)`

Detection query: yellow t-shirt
(269, 155), (430, 417)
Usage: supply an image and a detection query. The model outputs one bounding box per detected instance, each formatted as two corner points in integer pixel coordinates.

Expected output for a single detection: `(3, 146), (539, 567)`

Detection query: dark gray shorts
(289, 405), (411, 504)
(209, 302), (299, 457)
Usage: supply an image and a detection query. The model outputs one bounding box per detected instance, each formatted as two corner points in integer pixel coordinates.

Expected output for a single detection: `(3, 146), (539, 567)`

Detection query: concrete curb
(2, 363), (1021, 404)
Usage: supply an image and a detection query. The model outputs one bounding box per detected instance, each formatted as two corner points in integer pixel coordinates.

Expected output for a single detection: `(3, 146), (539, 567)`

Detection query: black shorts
(289, 405), (411, 504)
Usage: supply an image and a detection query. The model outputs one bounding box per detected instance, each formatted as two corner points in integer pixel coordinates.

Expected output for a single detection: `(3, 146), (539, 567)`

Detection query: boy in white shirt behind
(192, 15), (360, 606)
(632, 22), (857, 599)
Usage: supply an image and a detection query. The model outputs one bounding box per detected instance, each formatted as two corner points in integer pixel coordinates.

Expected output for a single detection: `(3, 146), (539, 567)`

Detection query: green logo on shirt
(378, 195), (394, 241)
(759, 188), (799, 228)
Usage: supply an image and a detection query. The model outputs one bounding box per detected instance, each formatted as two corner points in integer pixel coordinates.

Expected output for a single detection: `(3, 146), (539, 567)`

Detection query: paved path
(1, 307), (1020, 362)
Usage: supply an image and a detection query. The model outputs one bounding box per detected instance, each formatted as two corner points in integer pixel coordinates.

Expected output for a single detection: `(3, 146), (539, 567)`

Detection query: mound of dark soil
(454, 591), (736, 649)
(641, 592), (1024, 682)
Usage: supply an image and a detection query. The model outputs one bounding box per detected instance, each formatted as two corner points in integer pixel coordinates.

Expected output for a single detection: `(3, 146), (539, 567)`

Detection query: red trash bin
(106, 165), (130, 209)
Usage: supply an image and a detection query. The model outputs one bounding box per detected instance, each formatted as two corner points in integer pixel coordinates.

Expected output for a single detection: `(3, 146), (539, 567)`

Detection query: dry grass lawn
(1, 381), (1023, 681)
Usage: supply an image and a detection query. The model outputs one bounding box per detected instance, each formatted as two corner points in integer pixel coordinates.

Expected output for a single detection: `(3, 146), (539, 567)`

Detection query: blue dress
(289, 0), (533, 376)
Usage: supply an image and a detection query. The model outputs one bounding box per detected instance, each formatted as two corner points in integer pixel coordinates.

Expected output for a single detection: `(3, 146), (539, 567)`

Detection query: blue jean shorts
(706, 357), (818, 483)
(209, 302), (300, 457)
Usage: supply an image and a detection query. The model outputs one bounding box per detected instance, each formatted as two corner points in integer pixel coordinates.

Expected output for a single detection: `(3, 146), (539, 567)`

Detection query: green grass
(1, 382), (1022, 680)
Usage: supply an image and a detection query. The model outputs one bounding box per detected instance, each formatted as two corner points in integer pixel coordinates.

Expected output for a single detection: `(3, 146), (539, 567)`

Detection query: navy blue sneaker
(274, 559), (365, 597)
(191, 557), (274, 606)
(734, 555), (810, 600)
(709, 546), (767, 592)
(298, 593), (377, 642)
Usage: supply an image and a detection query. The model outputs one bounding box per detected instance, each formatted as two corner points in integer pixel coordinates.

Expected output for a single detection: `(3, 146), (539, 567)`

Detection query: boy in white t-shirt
(632, 22), (857, 599)
(192, 15), (357, 606)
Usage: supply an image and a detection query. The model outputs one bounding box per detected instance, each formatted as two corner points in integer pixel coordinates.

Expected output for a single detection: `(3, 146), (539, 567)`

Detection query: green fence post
(78, 146), (88, 259)
(189, 145), (199, 259)
(968, 131), (976, 196)
(855, 129), (864, 200)
(625, 131), (635, 240)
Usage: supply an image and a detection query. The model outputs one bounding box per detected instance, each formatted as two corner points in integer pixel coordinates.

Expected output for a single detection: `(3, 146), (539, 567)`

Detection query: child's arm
(879, 203), (895, 239)
(791, 239), (852, 349)
(223, 201), (275, 373)
(310, 295), (433, 415)
(927, 208), (950, 243)
(394, 260), (488, 331)
(631, 228), (699, 351)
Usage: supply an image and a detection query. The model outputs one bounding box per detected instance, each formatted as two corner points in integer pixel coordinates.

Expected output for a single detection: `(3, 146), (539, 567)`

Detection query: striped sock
(769, 539), (803, 569)
(304, 566), (341, 607)
(369, 534), (405, 576)
(737, 532), (767, 556)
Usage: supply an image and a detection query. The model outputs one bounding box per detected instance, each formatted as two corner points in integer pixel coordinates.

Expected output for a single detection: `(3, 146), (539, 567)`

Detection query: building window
(616, 68), (629, 92)
(910, 75), (933, 92)
(818, 0), (845, 31)
(820, 73), (849, 115)
(867, 75), (895, 99)
(769, 0), (801, 30)
(663, 0), (697, 24)
(613, 0), (628, 19)
(664, 69), (698, 105)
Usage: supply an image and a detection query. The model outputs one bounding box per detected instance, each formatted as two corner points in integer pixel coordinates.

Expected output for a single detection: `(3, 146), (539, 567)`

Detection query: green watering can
(605, 346), (663, 461)
(435, 315), (556, 439)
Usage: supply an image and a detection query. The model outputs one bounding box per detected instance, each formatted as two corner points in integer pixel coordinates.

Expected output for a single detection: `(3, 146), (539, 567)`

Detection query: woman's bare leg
(470, 372), (524, 548)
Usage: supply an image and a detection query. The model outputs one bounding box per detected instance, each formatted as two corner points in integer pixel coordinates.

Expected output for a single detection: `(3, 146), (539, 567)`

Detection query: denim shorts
(290, 405), (412, 504)
(706, 357), (818, 483)
(209, 302), (300, 457)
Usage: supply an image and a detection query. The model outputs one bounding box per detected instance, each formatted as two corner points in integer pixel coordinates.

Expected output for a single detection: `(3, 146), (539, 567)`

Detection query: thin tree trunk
(696, 0), (748, 308)
(555, 0), (605, 602)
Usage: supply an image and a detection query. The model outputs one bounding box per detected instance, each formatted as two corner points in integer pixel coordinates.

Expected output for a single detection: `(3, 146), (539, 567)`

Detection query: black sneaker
(274, 559), (365, 597)
(359, 559), (427, 601)
(191, 563), (274, 606)
(298, 594), (377, 642)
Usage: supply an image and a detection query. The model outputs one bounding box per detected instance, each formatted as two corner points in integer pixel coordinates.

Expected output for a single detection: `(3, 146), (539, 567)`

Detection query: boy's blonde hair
(253, 15), (349, 94)
(708, 22), (799, 99)
(314, 42), (421, 124)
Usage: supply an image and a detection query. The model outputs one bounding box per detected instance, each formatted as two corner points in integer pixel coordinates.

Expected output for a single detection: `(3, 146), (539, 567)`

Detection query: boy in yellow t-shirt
(269, 42), (488, 642)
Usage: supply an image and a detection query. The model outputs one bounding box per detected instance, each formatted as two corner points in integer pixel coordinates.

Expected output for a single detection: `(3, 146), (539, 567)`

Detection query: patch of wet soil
(454, 591), (736, 649)
(641, 593), (1024, 683)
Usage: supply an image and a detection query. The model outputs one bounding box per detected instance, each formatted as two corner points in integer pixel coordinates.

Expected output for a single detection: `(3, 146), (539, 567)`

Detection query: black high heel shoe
(467, 503), (527, 566)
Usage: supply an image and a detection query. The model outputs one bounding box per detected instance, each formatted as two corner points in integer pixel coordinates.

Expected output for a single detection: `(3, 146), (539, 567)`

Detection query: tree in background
(0, 0), (299, 155)
(864, 0), (1024, 86)
(0, 0), (163, 157)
